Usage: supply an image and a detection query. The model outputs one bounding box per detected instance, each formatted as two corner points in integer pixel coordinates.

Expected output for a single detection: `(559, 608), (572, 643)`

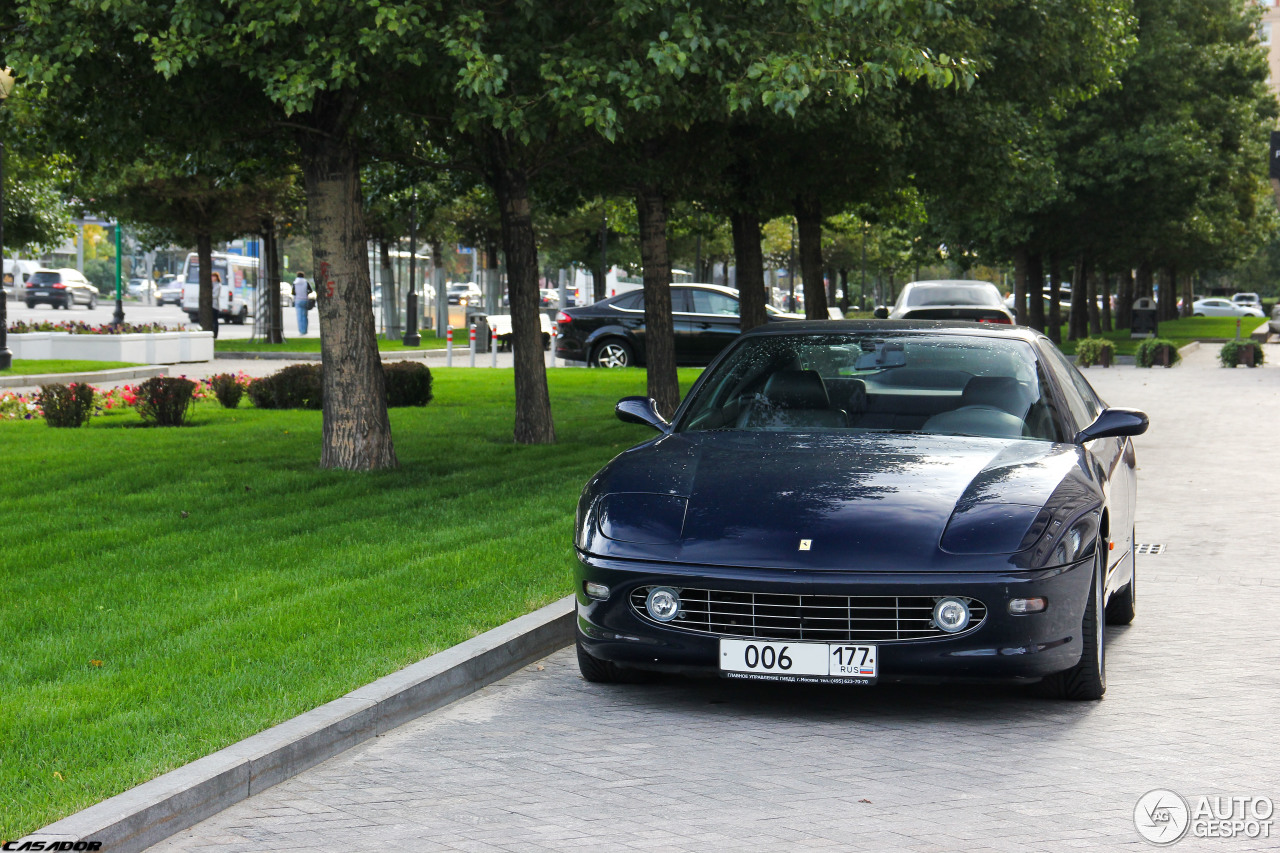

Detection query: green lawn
(0, 359), (141, 377)
(1055, 316), (1267, 355)
(0, 367), (699, 838)
(214, 337), (449, 353)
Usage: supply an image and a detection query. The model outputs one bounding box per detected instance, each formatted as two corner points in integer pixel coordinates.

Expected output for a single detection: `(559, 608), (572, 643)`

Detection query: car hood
(581, 431), (1093, 571)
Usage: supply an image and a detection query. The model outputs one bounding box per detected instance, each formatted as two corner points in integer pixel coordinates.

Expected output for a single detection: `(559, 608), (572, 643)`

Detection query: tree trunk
(1158, 266), (1177, 321)
(1069, 256), (1089, 341)
(838, 268), (850, 312)
(826, 266), (837, 312)
(1027, 252), (1045, 332)
(1047, 254), (1062, 344)
(1181, 272), (1194, 319)
(731, 210), (768, 331)
(484, 131), (555, 444)
(1135, 263), (1153, 302)
(298, 103), (398, 470)
(635, 185), (679, 418)
(379, 239), (398, 339)
(196, 230), (216, 338)
(794, 194), (828, 320)
(1100, 270), (1112, 333)
(1012, 245), (1029, 327)
(593, 211), (608, 302)
(1116, 268), (1134, 329)
(1087, 266), (1101, 336)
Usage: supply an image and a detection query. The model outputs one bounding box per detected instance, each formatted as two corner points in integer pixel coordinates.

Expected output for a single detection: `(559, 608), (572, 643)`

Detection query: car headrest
(762, 369), (831, 410)
(962, 376), (1033, 417)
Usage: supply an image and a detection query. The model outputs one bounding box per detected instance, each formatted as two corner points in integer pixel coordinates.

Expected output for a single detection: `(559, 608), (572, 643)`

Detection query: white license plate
(719, 639), (877, 684)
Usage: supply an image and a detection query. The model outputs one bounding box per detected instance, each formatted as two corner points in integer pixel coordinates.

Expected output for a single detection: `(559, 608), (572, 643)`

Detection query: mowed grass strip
(0, 367), (698, 839)
(0, 360), (141, 377)
(214, 337), (448, 353)
(1055, 316), (1267, 355)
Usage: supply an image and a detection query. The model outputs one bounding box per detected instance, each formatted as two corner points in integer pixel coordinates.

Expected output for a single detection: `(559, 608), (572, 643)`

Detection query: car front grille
(630, 586), (986, 642)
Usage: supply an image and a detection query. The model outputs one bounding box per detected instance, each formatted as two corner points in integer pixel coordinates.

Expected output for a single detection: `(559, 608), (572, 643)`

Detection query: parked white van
(180, 252), (259, 324)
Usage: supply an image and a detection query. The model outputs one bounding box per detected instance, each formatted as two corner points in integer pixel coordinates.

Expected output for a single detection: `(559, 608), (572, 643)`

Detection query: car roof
(901, 279), (1000, 289)
(739, 319), (1045, 344)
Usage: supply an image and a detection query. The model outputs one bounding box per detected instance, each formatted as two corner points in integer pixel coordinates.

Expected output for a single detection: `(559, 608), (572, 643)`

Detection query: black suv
(555, 283), (800, 368)
(25, 268), (99, 310)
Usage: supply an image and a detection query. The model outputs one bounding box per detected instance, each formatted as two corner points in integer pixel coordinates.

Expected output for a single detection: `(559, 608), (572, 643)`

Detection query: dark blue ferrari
(574, 321), (1148, 700)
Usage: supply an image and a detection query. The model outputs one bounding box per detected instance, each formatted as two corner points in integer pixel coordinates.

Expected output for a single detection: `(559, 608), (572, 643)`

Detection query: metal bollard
(469, 323), (476, 367)
(446, 325), (453, 367)
(491, 326), (498, 367)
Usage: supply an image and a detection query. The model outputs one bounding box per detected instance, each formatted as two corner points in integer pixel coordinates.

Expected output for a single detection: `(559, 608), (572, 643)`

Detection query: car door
(680, 288), (742, 363)
(1041, 343), (1133, 577)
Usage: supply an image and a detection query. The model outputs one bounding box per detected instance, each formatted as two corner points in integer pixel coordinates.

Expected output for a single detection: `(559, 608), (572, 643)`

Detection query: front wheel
(591, 339), (633, 368)
(1193, 312), (1204, 317)
(1033, 551), (1105, 700)
(88, 294), (97, 309)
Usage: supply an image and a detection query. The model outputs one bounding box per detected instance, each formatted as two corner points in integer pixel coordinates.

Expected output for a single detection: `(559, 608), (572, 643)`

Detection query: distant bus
(180, 252), (259, 324)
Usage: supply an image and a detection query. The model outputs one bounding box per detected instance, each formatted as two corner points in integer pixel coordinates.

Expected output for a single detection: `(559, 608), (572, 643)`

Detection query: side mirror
(616, 396), (671, 433)
(873, 306), (889, 319)
(1074, 407), (1149, 444)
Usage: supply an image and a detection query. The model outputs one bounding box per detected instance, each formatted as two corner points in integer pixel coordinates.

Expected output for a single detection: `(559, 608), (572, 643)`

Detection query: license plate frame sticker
(719, 639), (877, 685)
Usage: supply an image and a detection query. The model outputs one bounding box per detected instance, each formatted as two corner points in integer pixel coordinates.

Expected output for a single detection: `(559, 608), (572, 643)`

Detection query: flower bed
(0, 372), (250, 421)
(7, 321), (185, 335)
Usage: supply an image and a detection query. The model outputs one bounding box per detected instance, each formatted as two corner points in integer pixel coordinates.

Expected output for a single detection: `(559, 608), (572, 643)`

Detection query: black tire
(1193, 312), (1204, 317)
(1105, 528), (1136, 625)
(26, 302), (35, 309)
(187, 313), (200, 324)
(591, 338), (633, 368)
(233, 307), (248, 325)
(576, 638), (648, 684)
(88, 294), (97, 310)
(1033, 550), (1106, 700)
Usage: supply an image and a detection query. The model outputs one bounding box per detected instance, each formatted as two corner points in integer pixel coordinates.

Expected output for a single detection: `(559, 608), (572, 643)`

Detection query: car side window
(690, 289), (740, 316)
(613, 292), (643, 310)
(1042, 345), (1101, 430)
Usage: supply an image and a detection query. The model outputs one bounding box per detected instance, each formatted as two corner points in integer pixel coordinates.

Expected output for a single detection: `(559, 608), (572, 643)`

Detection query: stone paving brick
(149, 357), (1280, 852)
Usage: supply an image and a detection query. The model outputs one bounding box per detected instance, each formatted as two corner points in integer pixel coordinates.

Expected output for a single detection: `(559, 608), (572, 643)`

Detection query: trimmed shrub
(133, 377), (197, 426)
(1135, 338), (1181, 368)
(1075, 338), (1115, 368)
(38, 383), (95, 428)
(1219, 339), (1266, 368)
(384, 361), (434, 407)
(208, 373), (246, 409)
(247, 364), (323, 410)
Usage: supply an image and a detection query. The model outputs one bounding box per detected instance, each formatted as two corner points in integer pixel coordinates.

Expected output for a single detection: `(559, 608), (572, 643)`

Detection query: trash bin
(1131, 297), (1158, 339)
(470, 312), (491, 354)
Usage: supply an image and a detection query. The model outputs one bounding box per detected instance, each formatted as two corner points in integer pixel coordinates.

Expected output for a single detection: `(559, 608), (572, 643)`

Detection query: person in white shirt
(293, 272), (312, 335)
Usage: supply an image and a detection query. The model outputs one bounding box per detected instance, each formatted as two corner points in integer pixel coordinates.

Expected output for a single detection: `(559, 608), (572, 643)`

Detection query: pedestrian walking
(293, 272), (313, 335)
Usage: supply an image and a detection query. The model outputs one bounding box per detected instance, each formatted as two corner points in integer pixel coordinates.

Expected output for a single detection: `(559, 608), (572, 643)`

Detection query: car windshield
(902, 284), (1002, 308)
(677, 332), (1063, 442)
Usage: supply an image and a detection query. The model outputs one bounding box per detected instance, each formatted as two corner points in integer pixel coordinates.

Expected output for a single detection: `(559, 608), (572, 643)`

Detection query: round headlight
(933, 597), (971, 633)
(645, 587), (681, 622)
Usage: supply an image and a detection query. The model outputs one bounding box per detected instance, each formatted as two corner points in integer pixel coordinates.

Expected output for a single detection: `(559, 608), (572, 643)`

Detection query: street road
(146, 351), (1280, 852)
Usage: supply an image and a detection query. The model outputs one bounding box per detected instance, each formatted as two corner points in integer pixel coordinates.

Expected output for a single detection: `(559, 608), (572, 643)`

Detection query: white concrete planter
(8, 331), (214, 364)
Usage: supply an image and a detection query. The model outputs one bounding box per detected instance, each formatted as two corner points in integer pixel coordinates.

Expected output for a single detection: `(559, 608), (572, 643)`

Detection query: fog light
(933, 597), (970, 633)
(584, 581), (610, 601)
(1008, 597), (1047, 614)
(645, 587), (681, 622)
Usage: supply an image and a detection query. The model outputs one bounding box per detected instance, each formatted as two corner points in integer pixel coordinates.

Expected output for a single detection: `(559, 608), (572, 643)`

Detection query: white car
(1191, 298), (1263, 318)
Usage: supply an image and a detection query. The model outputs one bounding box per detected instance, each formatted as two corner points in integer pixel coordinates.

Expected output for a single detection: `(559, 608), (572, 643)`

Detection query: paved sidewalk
(149, 356), (1279, 852)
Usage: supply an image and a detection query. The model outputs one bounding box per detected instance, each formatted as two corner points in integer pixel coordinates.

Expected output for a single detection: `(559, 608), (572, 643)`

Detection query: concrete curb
(20, 596), (576, 853)
(0, 365), (169, 389)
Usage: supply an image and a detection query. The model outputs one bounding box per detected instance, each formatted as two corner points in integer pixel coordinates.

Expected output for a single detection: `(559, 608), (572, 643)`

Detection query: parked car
(24, 268), (98, 309)
(1231, 292), (1262, 310)
(1191, 298), (1263, 318)
(574, 321), (1148, 699)
(879, 280), (1014, 324)
(1269, 304), (1280, 335)
(555, 283), (801, 368)
(127, 277), (157, 299)
(1004, 289), (1073, 322)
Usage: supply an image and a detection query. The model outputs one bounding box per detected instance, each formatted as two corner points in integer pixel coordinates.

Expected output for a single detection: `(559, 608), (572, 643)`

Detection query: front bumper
(575, 553), (1095, 683)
